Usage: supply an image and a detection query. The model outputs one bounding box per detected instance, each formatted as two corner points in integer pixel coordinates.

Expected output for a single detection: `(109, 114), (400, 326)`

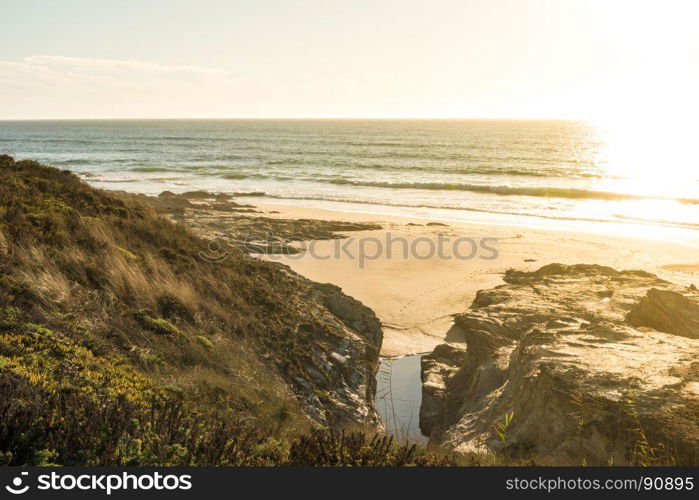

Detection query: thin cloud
(21, 55), (229, 77)
(0, 55), (251, 119)
(0, 55), (230, 89)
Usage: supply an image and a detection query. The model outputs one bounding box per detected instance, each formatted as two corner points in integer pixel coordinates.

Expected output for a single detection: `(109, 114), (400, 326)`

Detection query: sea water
(2, 119), (699, 234)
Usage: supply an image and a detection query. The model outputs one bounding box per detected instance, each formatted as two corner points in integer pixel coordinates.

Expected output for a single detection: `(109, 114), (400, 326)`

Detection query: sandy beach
(249, 202), (699, 357)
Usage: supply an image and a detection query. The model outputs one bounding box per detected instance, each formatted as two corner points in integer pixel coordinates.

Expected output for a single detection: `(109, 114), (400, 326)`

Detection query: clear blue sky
(0, 0), (696, 119)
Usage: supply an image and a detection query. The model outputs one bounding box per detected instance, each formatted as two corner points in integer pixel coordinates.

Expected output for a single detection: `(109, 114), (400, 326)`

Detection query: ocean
(2, 119), (698, 236)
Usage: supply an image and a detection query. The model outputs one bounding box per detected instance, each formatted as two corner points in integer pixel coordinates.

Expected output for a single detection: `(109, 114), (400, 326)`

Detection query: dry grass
(0, 156), (341, 436)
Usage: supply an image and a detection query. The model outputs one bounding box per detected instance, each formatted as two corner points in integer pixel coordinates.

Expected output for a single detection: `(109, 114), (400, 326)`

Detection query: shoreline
(80, 173), (699, 247)
(252, 197), (699, 247)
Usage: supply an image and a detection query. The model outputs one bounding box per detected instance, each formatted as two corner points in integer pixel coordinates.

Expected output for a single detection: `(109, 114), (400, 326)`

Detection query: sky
(0, 0), (696, 120)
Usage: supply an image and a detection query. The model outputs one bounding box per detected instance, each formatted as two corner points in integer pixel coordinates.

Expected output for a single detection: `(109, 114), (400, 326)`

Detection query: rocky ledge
(421, 264), (699, 465)
(288, 270), (384, 426)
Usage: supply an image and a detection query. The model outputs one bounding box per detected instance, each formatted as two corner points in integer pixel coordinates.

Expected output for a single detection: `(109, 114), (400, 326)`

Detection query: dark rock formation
(295, 278), (383, 425)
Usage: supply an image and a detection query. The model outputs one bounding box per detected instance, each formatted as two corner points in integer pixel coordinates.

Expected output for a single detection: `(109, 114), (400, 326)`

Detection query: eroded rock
(421, 264), (699, 465)
(627, 288), (699, 339)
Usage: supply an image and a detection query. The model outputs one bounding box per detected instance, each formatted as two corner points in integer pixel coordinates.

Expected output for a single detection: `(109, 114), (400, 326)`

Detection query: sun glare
(579, 0), (698, 203)
(583, 112), (698, 227)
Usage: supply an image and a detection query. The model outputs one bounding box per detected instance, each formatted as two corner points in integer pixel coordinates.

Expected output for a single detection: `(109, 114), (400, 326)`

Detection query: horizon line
(0, 115), (589, 122)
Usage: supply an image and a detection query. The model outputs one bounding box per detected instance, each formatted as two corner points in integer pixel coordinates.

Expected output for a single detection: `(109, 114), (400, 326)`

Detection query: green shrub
(131, 309), (182, 336)
(196, 335), (213, 350)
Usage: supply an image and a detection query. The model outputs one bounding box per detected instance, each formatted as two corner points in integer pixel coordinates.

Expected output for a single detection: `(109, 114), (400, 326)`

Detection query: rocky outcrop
(289, 275), (384, 426)
(627, 288), (699, 339)
(145, 190), (383, 255)
(421, 264), (699, 465)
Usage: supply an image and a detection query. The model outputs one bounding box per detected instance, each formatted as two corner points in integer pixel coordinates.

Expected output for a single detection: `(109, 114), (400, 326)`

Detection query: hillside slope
(0, 156), (418, 465)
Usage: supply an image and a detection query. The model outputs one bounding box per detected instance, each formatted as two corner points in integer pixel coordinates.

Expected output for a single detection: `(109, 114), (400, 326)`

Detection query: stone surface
(627, 288), (699, 339)
(421, 264), (699, 465)
(294, 275), (383, 426)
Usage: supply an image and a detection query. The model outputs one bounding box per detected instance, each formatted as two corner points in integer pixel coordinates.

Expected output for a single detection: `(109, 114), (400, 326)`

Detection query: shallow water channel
(375, 354), (428, 443)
